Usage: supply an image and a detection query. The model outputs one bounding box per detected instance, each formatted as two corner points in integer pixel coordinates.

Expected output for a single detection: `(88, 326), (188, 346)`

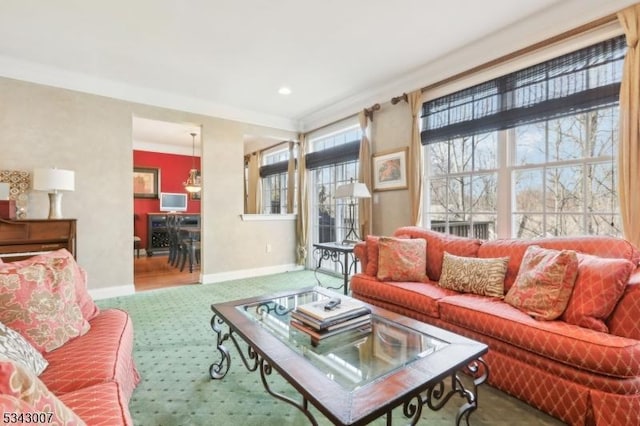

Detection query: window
(307, 126), (362, 271)
(423, 36), (625, 239)
(260, 144), (296, 214)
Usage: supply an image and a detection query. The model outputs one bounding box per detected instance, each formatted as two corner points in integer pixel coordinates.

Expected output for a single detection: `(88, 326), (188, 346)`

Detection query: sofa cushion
(40, 309), (140, 400)
(377, 237), (427, 282)
(0, 321), (48, 376)
(365, 235), (380, 276)
(562, 253), (635, 333)
(58, 381), (133, 426)
(439, 252), (508, 298)
(438, 294), (640, 378)
(0, 250), (90, 353)
(394, 226), (482, 281)
(505, 246), (578, 320)
(0, 358), (85, 425)
(351, 274), (456, 319)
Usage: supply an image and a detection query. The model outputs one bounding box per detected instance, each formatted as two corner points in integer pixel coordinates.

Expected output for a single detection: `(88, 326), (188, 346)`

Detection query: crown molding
(0, 55), (301, 132)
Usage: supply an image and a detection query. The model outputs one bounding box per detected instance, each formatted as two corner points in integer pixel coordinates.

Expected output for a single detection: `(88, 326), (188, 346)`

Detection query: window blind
(420, 36), (626, 145)
(260, 160), (295, 178)
(305, 140), (360, 170)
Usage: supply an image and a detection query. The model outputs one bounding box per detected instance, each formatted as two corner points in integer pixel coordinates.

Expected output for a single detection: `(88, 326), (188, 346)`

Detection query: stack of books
(290, 297), (371, 343)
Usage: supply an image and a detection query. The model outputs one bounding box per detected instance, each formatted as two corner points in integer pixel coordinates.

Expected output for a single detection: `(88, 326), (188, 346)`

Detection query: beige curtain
(247, 152), (262, 214)
(296, 134), (309, 265)
(287, 141), (295, 214)
(358, 111), (373, 238)
(618, 4), (640, 248)
(408, 90), (424, 227)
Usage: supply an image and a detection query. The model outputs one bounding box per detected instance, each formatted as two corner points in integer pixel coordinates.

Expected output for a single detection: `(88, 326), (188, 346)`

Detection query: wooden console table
(0, 218), (77, 262)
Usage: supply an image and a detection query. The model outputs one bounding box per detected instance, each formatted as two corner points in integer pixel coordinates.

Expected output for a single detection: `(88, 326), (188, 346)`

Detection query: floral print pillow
(377, 237), (427, 282)
(505, 246), (579, 321)
(0, 251), (90, 353)
(0, 358), (85, 425)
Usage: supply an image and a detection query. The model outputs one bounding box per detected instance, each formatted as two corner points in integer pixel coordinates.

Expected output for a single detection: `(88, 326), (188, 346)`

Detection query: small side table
(312, 242), (359, 295)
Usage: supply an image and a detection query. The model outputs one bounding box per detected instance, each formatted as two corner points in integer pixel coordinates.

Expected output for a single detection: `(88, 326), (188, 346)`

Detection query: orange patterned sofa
(351, 226), (640, 426)
(0, 250), (140, 425)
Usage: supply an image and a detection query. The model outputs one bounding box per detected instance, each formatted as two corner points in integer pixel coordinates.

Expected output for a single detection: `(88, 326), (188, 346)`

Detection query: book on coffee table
(296, 297), (370, 323)
(290, 316), (372, 343)
(291, 309), (371, 331)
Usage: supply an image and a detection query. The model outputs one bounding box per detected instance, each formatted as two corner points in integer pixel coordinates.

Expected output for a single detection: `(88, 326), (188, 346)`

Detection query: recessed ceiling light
(278, 86), (292, 95)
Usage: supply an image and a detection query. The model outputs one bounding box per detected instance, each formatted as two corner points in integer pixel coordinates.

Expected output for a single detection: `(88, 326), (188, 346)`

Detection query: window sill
(240, 214), (297, 221)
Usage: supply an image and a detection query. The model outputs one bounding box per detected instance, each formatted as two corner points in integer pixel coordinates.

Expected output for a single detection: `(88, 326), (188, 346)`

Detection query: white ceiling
(0, 0), (634, 134)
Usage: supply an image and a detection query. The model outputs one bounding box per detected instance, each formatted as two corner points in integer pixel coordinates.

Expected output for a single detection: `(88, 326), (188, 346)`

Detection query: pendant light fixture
(183, 132), (202, 193)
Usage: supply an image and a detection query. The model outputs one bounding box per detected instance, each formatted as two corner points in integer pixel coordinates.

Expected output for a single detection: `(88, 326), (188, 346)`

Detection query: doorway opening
(132, 116), (202, 292)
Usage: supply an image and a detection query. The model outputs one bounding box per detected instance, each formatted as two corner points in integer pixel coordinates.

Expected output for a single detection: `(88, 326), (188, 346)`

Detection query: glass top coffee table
(209, 286), (488, 425)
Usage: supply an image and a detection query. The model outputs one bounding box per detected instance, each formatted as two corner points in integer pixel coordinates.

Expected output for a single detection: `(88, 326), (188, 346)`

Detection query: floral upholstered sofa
(351, 226), (640, 426)
(0, 249), (140, 425)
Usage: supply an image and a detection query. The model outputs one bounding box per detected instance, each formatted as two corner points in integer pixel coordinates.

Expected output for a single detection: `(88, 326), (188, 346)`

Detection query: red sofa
(351, 226), (640, 426)
(0, 250), (140, 425)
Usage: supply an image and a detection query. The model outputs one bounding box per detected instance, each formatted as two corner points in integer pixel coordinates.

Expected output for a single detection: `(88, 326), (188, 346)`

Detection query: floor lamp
(334, 179), (371, 244)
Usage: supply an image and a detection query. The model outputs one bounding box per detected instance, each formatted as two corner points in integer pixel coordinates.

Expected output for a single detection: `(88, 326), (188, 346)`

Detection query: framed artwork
(372, 148), (408, 191)
(133, 167), (159, 199)
(189, 191), (201, 200)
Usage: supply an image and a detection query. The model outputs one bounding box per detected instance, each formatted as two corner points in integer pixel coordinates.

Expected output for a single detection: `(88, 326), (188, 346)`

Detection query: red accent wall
(133, 150), (201, 250)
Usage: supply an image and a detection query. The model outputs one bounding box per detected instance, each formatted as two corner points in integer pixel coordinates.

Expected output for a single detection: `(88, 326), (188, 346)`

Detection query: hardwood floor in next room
(133, 254), (199, 292)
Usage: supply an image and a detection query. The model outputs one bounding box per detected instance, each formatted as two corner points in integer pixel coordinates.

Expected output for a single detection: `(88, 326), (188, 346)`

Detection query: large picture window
(422, 36), (625, 239)
(307, 126), (362, 271)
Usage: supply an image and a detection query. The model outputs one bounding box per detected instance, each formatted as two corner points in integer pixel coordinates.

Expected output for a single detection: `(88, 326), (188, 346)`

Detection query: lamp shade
(33, 168), (75, 192)
(334, 181), (371, 199)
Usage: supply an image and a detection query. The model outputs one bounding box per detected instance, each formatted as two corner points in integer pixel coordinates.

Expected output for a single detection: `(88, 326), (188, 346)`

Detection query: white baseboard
(201, 263), (304, 284)
(89, 284), (136, 300)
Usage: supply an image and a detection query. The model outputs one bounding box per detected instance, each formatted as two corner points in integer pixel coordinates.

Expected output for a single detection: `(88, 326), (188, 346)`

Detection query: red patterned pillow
(0, 358), (85, 425)
(505, 246), (579, 320)
(562, 253), (634, 332)
(365, 235), (380, 276)
(0, 251), (90, 353)
(74, 265), (99, 322)
(377, 237), (427, 282)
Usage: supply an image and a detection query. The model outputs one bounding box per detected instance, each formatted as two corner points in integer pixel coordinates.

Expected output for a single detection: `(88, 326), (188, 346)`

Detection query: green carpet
(97, 271), (565, 426)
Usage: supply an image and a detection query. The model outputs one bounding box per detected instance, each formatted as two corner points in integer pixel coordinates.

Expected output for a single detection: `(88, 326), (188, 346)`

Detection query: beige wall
(370, 100), (414, 236)
(0, 77), (297, 295)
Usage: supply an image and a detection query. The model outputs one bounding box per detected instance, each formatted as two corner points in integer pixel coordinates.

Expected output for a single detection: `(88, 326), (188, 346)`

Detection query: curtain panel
(618, 4), (640, 249)
(358, 111), (372, 238)
(420, 36), (626, 145)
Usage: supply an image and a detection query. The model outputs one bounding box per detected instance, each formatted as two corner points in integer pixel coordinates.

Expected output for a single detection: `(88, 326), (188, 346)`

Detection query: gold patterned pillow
(439, 252), (509, 298)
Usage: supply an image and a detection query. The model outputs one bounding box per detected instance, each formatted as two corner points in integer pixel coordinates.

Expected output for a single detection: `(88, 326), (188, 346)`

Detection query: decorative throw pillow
(439, 252), (509, 298)
(505, 246), (579, 321)
(561, 253), (635, 333)
(0, 322), (48, 376)
(365, 235), (380, 276)
(0, 358), (85, 425)
(377, 237), (427, 282)
(0, 250), (90, 353)
(74, 265), (100, 322)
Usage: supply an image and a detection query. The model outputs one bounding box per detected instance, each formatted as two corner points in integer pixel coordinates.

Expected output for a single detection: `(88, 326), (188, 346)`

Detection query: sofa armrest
(608, 268), (640, 340)
(354, 241), (368, 274)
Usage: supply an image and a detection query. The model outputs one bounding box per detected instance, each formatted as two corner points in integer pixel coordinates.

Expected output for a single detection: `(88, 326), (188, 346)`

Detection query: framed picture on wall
(133, 167), (159, 199)
(372, 147), (408, 191)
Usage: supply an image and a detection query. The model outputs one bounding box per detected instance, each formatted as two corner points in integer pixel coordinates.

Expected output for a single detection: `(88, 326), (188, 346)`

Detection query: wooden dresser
(0, 218), (76, 262)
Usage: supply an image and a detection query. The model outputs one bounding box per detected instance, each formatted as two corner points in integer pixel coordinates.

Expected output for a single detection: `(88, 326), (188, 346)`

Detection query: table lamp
(334, 179), (371, 244)
(33, 168), (75, 219)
